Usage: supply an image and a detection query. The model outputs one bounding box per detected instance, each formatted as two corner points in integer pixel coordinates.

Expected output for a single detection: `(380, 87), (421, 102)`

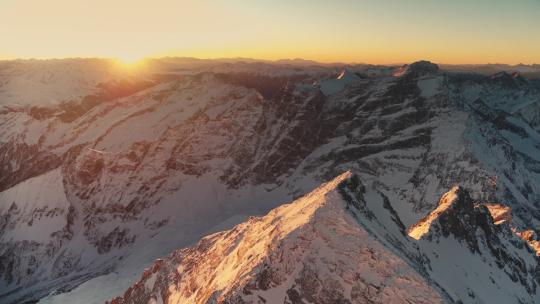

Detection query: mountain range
(1, 58), (540, 303)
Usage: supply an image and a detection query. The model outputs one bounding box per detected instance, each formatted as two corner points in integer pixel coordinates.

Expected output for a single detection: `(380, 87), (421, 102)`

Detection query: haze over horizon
(2, 0), (539, 65)
(1, 56), (540, 67)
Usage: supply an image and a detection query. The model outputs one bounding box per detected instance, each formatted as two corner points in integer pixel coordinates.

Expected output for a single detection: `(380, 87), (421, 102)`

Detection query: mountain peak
(408, 186), (502, 248)
(109, 172), (443, 304)
(407, 186), (465, 240)
(406, 187), (540, 302)
(407, 185), (511, 251)
(409, 60), (439, 72)
(408, 185), (539, 257)
(489, 70), (528, 87)
(393, 60), (439, 77)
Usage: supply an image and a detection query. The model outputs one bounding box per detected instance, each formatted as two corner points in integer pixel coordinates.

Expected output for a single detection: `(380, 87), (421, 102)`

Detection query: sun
(117, 54), (144, 65)
(113, 55), (147, 73)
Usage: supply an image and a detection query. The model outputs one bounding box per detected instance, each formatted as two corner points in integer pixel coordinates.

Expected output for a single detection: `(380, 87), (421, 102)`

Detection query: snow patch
(417, 76), (442, 98)
(319, 69), (360, 95)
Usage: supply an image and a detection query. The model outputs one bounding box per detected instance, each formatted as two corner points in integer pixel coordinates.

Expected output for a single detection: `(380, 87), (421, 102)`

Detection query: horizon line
(0, 56), (538, 67)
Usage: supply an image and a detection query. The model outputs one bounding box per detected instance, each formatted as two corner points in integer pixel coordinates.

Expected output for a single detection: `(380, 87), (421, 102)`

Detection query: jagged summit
(407, 187), (539, 303)
(408, 186), (520, 251)
(109, 172), (443, 304)
(485, 204), (540, 256)
(408, 60), (439, 74)
(393, 60), (439, 77)
(407, 186), (463, 240)
(407, 186), (512, 253)
(489, 70), (528, 87)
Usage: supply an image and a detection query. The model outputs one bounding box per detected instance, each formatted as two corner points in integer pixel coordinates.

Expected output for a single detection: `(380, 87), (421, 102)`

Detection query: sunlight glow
(112, 57), (148, 74)
(117, 54), (145, 65)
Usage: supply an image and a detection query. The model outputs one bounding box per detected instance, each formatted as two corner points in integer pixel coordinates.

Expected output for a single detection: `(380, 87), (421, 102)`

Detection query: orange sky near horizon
(1, 0), (539, 65)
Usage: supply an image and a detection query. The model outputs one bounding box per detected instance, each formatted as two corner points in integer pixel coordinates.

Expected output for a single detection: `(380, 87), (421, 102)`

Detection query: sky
(1, 0), (539, 64)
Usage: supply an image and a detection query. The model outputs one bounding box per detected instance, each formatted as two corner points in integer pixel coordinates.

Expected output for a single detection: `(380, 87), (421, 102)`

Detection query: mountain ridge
(108, 172), (446, 304)
(109, 173), (540, 304)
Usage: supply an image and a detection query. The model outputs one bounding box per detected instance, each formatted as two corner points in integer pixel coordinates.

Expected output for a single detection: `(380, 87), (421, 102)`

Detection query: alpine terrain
(1, 58), (540, 304)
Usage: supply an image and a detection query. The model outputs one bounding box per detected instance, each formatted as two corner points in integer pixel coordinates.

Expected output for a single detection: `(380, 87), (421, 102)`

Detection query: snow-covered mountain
(109, 172), (539, 304)
(0, 58), (539, 303)
(109, 172), (445, 304)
